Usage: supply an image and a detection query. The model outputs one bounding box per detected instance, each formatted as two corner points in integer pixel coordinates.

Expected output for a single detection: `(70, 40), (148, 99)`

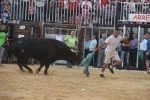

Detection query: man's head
(124, 34), (128, 40)
(132, 33), (137, 39)
(142, 34), (146, 40)
(91, 34), (96, 40)
(102, 33), (106, 39)
(85, 35), (90, 41)
(1, 23), (7, 31)
(145, 32), (150, 39)
(113, 28), (120, 38)
(71, 31), (76, 37)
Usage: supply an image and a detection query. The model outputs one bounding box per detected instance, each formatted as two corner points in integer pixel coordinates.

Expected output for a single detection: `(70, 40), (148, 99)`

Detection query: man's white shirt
(139, 39), (147, 51)
(105, 35), (123, 54)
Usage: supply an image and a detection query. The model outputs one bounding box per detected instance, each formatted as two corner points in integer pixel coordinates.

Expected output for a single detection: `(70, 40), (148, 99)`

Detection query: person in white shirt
(94, 29), (129, 78)
(84, 35), (91, 58)
(138, 34), (147, 70)
(89, 34), (97, 67)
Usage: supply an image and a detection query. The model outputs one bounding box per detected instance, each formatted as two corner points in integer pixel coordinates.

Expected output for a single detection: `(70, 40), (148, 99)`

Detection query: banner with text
(128, 14), (150, 22)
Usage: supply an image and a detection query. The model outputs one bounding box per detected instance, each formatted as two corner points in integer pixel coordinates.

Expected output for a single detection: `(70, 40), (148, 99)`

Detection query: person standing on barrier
(94, 29), (130, 78)
(0, 23), (8, 67)
(64, 31), (78, 68)
(97, 33), (106, 68)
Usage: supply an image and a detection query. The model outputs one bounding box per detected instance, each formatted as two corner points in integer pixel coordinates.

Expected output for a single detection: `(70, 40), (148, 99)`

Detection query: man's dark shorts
(146, 55), (150, 60)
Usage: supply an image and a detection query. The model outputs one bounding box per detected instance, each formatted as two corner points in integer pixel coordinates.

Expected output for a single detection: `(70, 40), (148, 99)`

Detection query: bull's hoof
(35, 69), (40, 74)
(29, 70), (33, 73)
(44, 72), (48, 75)
(21, 69), (25, 72)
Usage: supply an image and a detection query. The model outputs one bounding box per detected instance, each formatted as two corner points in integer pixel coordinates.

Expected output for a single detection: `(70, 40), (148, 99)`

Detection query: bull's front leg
(36, 62), (44, 74)
(44, 63), (50, 75)
(17, 60), (25, 72)
(22, 63), (33, 73)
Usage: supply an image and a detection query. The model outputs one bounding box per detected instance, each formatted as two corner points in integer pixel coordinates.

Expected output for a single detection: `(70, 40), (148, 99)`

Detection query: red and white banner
(128, 14), (150, 22)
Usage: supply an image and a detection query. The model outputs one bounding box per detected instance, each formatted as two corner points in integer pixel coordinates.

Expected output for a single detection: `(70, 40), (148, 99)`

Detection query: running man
(94, 29), (130, 78)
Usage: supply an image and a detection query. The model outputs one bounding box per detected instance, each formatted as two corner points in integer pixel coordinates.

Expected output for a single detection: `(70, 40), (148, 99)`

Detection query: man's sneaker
(108, 65), (114, 74)
(144, 71), (150, 74)
(100, 74), (104, 78)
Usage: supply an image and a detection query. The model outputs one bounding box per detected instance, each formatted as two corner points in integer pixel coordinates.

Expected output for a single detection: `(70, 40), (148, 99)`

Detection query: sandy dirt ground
(0, 64), (150, 100)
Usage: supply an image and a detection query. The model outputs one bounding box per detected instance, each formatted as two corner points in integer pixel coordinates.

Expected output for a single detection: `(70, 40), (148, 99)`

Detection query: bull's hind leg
(22, 64), (33, 73)
(44, 63), (50, 75)
(36, 62), (44, 74)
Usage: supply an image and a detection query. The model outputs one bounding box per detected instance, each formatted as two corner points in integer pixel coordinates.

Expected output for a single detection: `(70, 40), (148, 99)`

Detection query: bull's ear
(70, 49), (79, 53)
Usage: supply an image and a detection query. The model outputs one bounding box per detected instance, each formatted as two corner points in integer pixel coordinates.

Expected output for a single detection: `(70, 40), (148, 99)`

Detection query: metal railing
(7, 0), (115, 25)
(1, 1), (149, 25)
(118, 2), (150, 22)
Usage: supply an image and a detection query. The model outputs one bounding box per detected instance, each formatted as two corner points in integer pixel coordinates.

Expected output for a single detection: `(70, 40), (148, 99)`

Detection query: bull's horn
(70, 49), (79, 53)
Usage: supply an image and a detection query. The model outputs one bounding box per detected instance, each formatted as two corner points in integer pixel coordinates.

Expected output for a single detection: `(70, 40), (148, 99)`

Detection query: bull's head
(2, 38), (25, 53)
(61, 48), (79, 66)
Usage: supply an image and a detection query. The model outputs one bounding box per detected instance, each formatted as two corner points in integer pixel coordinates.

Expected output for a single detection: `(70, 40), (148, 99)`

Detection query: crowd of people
(0, 0), (149, 29)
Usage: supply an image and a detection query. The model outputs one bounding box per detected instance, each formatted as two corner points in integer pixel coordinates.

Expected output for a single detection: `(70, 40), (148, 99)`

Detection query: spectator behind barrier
(0, 5), (11, 23)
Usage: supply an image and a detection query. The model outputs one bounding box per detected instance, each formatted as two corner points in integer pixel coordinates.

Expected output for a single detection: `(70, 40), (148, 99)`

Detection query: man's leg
(126, 52), (130, 70)
(146, 60), (150, 74)
(100, 52), (111, 78)
(119, 51), (125, 69)
(101, 63), (109, 73)
(142, 51), (146, 70)
(101, 50), (105, 67)
(0, 46), (4, 66)
(97, 50), (103, 68)
(108, 52), (121, 74)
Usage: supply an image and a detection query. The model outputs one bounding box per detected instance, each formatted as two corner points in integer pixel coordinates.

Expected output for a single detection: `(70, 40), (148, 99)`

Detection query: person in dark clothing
(120, 34), (131, 70)
(130, 33), (138, 68)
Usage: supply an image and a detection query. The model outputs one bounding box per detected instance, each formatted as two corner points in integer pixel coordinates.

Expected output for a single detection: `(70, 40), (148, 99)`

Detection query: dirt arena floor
(0, 64), (150, 100)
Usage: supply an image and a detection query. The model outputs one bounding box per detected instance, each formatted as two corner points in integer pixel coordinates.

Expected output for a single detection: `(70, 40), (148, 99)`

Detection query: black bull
(3, 38), (79, 75)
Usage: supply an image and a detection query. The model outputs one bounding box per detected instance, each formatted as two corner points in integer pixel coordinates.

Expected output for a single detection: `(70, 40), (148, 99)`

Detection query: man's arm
(75, 41), (79, 48)
(63, 39), (66, 43)
(122, 39), (130, 44)
(93, 42), (107, 52)
(122, 39), (132, 47)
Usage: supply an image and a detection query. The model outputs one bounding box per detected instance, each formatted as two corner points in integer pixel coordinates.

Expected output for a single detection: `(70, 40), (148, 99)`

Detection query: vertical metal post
(83, 28), (86, 59)
(121, 25), (126, 67)
(97, 28), (101, 67)
(22, 1), (24, 20)
(28, 0), (30, 21)
(19, 0), (21, 20)
(59, 28), (62, 34)
(123, 25), (126, 38)
(67, 29), (69, 35)
(12, 0), (15, 19)
(25, 1), (27, 20)
(106, 28), (108, 38)
(52, 28), (54, 34)
(46, 0), (48, 22)
(92, 28), (93, 35)
(136, 26), (140, 68)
